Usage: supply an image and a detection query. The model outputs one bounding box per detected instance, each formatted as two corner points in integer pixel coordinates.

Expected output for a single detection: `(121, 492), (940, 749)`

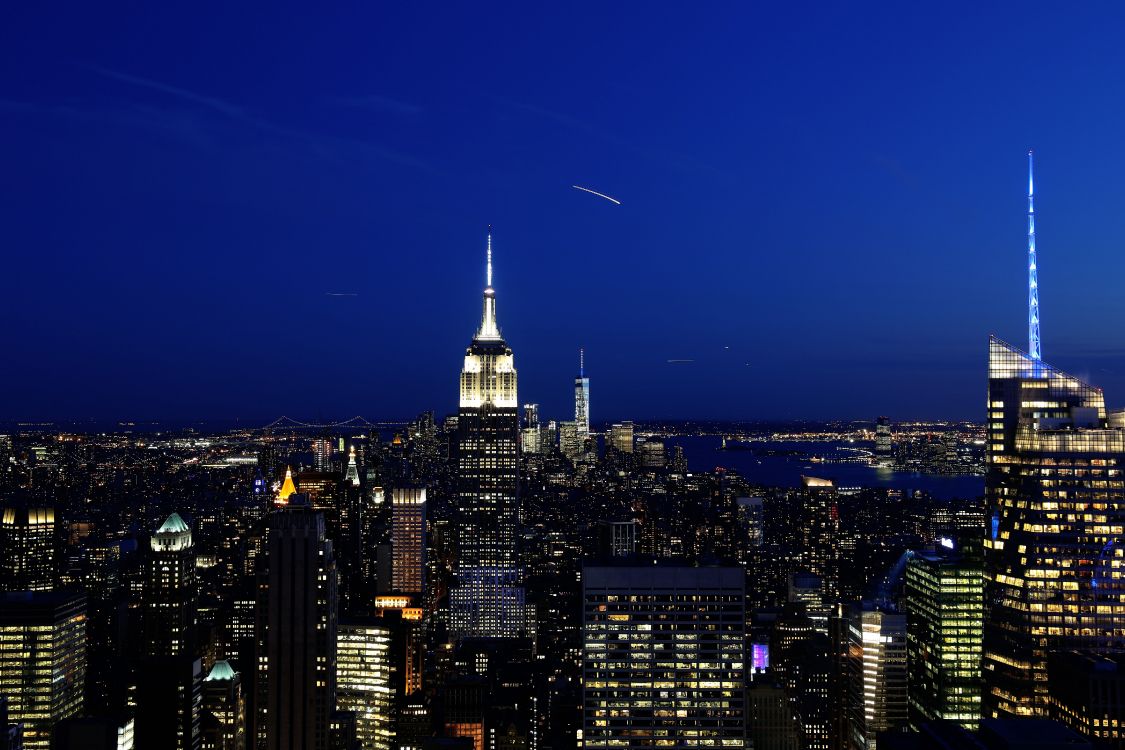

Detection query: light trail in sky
(572, 185), (621, 205)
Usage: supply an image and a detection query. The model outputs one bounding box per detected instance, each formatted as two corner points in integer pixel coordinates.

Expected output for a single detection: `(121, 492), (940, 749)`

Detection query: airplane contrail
(325, 292), (358, 297)
(572, 185), (621, 205)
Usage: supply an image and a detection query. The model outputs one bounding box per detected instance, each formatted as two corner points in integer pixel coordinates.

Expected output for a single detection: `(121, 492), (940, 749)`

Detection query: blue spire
(1028, 150), (1041, 361)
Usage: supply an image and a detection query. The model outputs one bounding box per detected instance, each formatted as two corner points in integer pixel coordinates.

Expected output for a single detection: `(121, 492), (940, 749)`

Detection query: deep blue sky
(3, 4), (1125, 423)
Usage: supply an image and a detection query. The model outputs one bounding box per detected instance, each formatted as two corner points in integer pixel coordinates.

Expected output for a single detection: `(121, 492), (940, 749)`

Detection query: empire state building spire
(476, 227), (501, 341)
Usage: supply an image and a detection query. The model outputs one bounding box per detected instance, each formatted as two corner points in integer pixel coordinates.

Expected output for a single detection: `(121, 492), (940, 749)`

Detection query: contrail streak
(572, 185), (621, 205)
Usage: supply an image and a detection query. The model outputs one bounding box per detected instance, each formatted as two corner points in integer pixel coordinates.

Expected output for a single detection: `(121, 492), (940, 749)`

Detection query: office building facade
(583, 564), (746, 749)
(983, 337), (1125, 717)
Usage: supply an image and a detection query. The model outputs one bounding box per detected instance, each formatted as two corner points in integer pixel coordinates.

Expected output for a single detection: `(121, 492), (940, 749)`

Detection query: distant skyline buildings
(574, 348), (590, 441)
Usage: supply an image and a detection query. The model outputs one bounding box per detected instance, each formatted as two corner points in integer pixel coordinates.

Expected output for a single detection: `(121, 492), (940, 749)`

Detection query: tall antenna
(579, 348), (585, 378)
(486, 225), (493, 289)
(1028, 150), (1041, 361)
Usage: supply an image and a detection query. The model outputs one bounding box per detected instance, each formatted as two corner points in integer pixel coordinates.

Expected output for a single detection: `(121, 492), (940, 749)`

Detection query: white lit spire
(476, 227), (501, 341)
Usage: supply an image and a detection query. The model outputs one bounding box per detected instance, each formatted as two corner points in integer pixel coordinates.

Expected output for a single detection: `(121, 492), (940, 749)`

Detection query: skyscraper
(312, 437), (333, 473)
(391, 487), (426, 595)
(143, 512), (196, 656)
(136, 512), (202, 750)
(337, 618), (394, 750)
(799, 476), (840, 598)
(201, 660), (245, 750)
(558, 421), (580, 461)
(904, 543), (983, 729)
(574, 348), (590, 441)
(608, 422), (634, 454)
(0, 591), (86, 750)
(845, 605), (907, 750)
(344, 446), (361, 487)
(874, 417), (893, 467)
(583, 563), (746, 749)
(0, 506), (55, 592)
(451, 229), (526, 638)
(255, 499), (339, 749)
(983, 336), (1125, 716)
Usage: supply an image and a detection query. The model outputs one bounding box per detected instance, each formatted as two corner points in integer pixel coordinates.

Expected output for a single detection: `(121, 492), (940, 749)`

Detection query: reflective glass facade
(0, 592), (86, 750)
(983, 336), (1125, 717)
(905, 548), (983, 729)
(337, 620), (394, 750)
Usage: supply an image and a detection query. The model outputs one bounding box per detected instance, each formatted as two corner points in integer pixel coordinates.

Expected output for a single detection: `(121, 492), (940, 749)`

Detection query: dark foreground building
(582, 563), (746, 749)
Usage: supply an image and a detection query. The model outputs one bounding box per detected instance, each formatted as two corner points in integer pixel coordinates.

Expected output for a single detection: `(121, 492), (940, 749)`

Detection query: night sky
(4, 4), (1125, 423)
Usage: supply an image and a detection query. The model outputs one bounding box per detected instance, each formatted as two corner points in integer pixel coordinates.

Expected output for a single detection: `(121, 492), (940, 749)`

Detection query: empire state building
(450, 229), (527, 638)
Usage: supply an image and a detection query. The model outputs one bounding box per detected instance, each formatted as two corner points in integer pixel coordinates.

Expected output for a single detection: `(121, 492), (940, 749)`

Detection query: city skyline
(4, 6), (1125, 422)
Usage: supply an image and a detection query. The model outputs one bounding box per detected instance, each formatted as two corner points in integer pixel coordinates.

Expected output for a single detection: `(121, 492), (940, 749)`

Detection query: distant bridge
(262, 415), (409, 430)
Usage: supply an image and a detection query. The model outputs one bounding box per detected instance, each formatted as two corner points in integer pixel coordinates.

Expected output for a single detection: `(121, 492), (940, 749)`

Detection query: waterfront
(666, 435), (984, 500)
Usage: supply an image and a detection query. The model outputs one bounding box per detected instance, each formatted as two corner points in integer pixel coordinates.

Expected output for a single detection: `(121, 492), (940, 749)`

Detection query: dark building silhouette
(255, 497), (338, 750)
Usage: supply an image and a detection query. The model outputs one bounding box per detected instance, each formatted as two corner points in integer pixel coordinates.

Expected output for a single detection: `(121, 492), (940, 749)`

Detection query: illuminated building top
(460, 228), (517, 409)
(344, 447), (360, 487)
(152, 512), (192, 552)
(277, 467), (297, 504)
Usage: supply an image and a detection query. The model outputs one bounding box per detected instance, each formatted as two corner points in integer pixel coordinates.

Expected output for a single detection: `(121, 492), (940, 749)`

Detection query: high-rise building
(136, 512), (202, 750)
(771, 604), (831, 750)
(255, 499), (339, 750)
(1046, 651), (1125, 746)
(0, 591), (86, 750)
(558, 421), (580, 461)
(276, 467), (297, 505)
(608, 422), (634, 454)
(737, 496), (765, 557)
(143, 512), (196, 657)
(451, 230), (526, 639)
(312, 438), (333, 473)
(337, 619), (394, 750)
(391, 487), (426, 595)
(637, 438), (665, 469)
(845, 605), (908, 750)
(344, 446), (361, 487)
(747, 683), (802, 750)
(201, 660), (245, 750)
(583, 563), (746, 749)
(574, 348), (590, 440)
(799, 477), (839, 597)
(520, 405), (540, 454)
(904, 543), (983, 730)
(983, 336), (1125, 717)
(0, 506), (55, 592)
(874, 417), (893, 467)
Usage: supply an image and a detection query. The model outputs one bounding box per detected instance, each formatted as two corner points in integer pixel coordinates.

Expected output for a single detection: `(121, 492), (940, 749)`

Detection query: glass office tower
(983, 336), (1125, 717)
(905, 544), (983, 729)
(0, 591), (86, 750)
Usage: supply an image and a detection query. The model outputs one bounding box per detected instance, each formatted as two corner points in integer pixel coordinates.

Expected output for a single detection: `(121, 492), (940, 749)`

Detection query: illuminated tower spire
(575, 347), (590, 438)
(476, 226), (500, 341)
(344, 446), (360, 487)
(1028, 150), (1041, 361)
